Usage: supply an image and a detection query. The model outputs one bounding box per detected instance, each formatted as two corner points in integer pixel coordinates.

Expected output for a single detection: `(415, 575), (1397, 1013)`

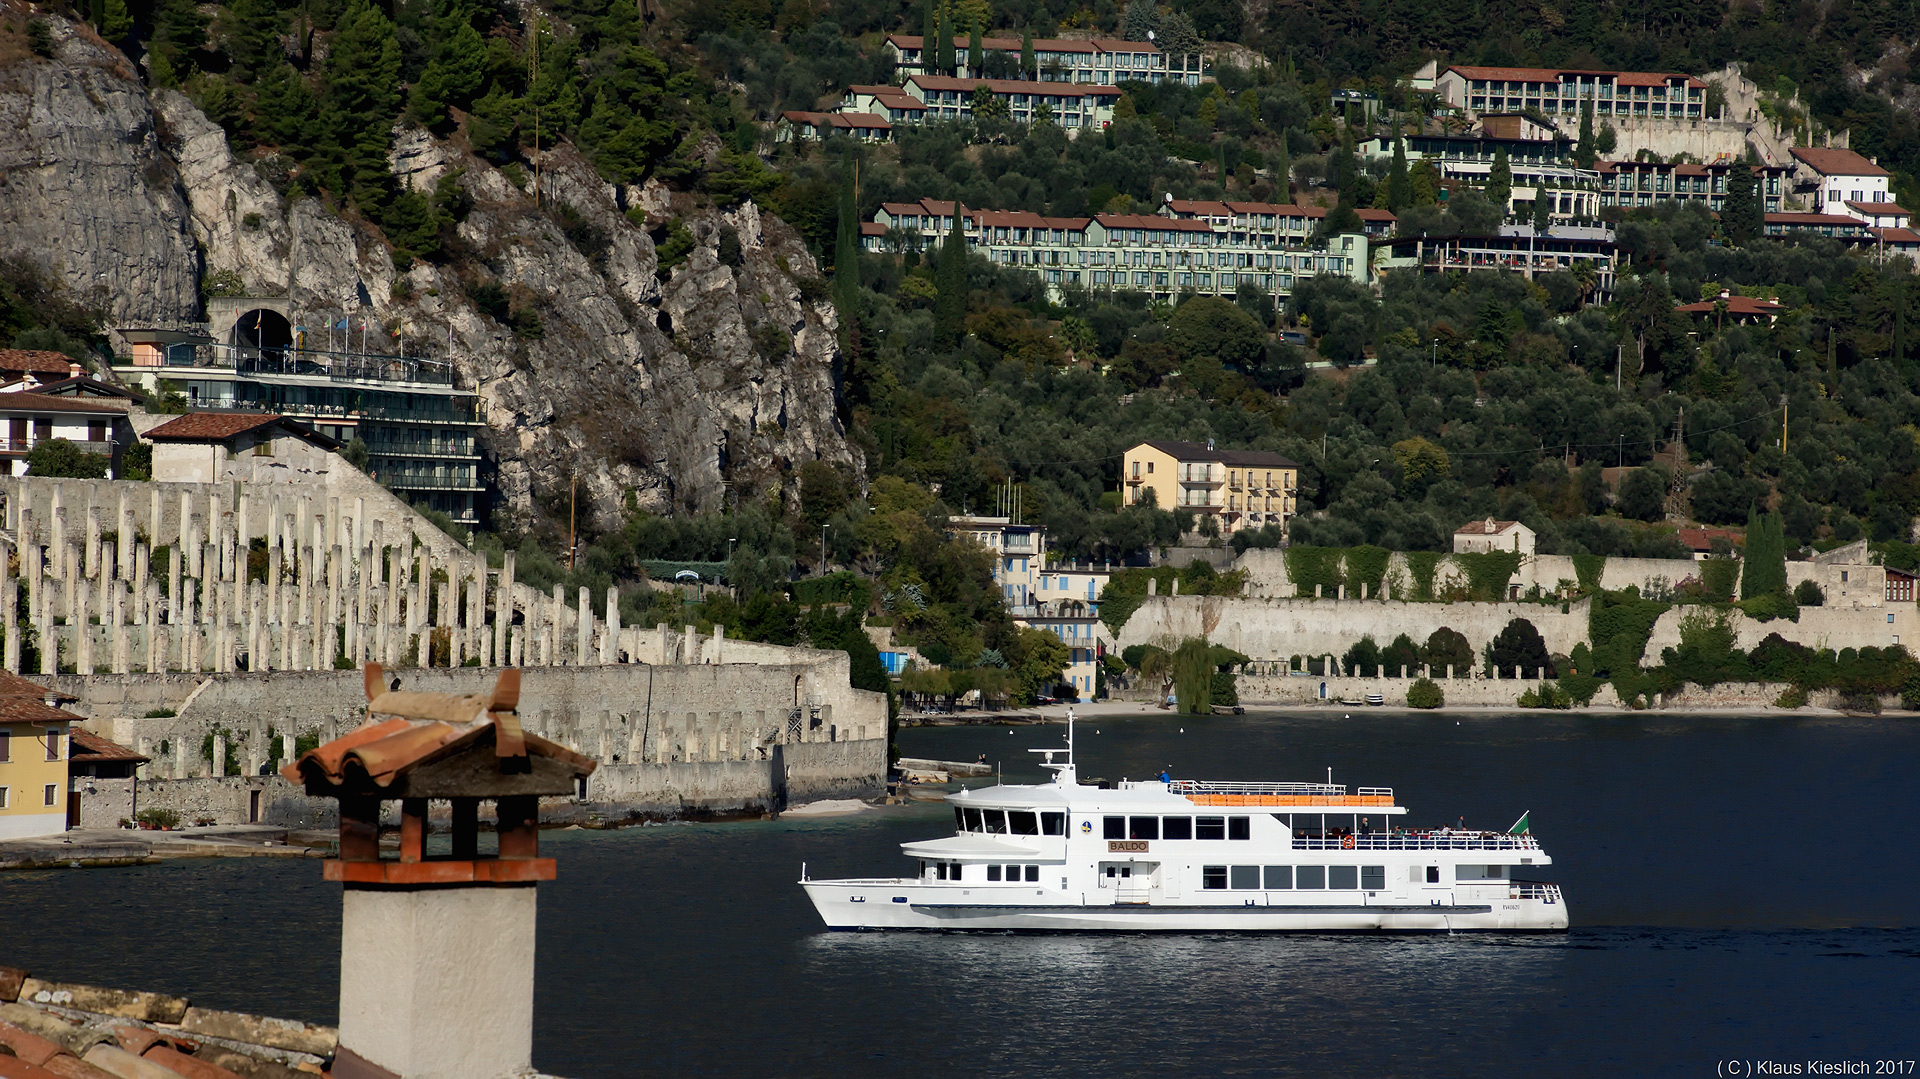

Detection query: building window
(0, 786), (6, 808)
(46, 728), (61, 761)
(44, 783), (58, 806)
(254, 438), (274, 456)
(0, 729), (8, 762)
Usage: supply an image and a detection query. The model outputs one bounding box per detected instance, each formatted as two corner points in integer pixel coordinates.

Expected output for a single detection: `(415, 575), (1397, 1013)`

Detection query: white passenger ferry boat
(801, 716), (1566, 931)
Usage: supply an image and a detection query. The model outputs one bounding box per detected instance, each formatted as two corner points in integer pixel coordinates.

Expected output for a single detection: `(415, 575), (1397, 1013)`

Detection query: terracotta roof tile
(0, 672), (81, 725)
(0, 393), (128, 416)
(141, 412), (285, 441)
(1454, 519), (1522, 535)
(1790, 146), (1888, 177)
(1134, 439), (1297, 467)
(906, 74), (1122, 98)
(0, 351), (79, 377)
(1675, 295), (1786, 315)
(68, 729), (149, 764)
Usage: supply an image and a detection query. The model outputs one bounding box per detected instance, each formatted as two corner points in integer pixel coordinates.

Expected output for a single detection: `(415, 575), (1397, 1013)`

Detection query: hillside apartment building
(946, 515), (1115, 698)
(883, 33), (1206, 86)
(1436, 65), (1709, 122)
(866, 198), (1372, 308)
(838, 75), (1124, 132)
(1122, 439), (1300, 534)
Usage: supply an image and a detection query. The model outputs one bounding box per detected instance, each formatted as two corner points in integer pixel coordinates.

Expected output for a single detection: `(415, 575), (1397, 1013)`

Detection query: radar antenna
(1029, 707), (1078, 786)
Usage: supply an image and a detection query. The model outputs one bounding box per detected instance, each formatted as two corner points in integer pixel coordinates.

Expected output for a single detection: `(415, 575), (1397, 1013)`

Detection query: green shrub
(1404, 551), (1442, 600)
(1571, 553), (1606, 593)
(1518, 681), (1575, 709)
(143, 707), (177, 718)
(135, 808), (182, 830)
(1210, 670), (1237, 706)
(1406, 678), (1443, 709)
(1903, 674), (1920, 711)
(1794, 579), (1825, 606)
(1734, 592), (1798, 623)
(1453, 550), (1525, 600)
(1835, 688), (1882, 714)
(1775, 685), (1808, 709)
(1557, 671), (1602, 704)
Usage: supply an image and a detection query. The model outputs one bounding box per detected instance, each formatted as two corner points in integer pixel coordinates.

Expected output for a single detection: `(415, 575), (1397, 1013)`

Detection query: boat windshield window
(1008, 811), (1040, 835)
(963, 808), (983, 832)
(1328, 865), (1359, 890)
(1229, 816), (1251, 840)
(1103, 816), (1126, 839)
(954, 808), (966, 832)
(983, 810), (1008, 834)
(1264, 865), (1292, 889)
(1129, 816), (1160, 840)
(1162, 816), (1192, 840)
(1296, 865), (1326, 889)
(1230, 865), (1260, 889)
(1041, 812), (1066, 835)
(1196, 816), (1226, 840)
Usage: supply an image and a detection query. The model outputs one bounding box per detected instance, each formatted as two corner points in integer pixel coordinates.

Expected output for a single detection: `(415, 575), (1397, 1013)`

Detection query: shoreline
(996, 700), (1907, 720)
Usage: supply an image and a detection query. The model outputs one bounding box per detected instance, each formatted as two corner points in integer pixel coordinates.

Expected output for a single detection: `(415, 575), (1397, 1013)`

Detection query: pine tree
(1488, 147), (1512, 217)
(317, 0), (404, 207)
(933, 207), (968, 348)
(409, 0), (489, 128)
(1387, 135), (1411, 211)
(967, 19), (982, 77)
(148, 0), (209, 86)
(99, 0), (131, 41)
(1723, 163), (1759, 245)
(217, 0), (286, 81)
(1574, 97), (1597, 169)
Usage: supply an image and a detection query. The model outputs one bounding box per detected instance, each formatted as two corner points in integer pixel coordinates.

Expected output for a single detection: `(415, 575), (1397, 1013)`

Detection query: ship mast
(1030, 707), (1077, 786)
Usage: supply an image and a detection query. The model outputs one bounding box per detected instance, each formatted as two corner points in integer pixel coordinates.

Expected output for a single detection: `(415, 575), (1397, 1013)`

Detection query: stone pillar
(685, 623), (698, 665)
(281, 732), (296, 763)
(1361, 583), (1368, 600)
(510, 625), (524, 667)
(494, 552), (515, 667)
(84, 504), (101, 581)
(576, 587), (591, 666)
(212, 732), (227, 778)
(133, 543), (149, 624)
(601, 587), (619, 665)
(1446, 664), (1454, 680)
(39, 613), (55, 676)
(1314, 584), (1322, 598)
(2, 578), (16, 673)
(353, 497), (366, 567)
(173, 734), (188, 779)
(550, 584), (565, 667)
(117, 490), (133, 577)
(711, 624), (724, 665)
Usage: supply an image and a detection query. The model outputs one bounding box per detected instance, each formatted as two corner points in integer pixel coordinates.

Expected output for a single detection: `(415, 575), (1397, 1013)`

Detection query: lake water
(4, 711), (1918, 1077)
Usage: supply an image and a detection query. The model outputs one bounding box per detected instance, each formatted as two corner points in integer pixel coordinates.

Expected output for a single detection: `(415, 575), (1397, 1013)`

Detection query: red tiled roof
(0, 671), (82, 724)
(1844, 200), (1909, 214)
(0, 392), (128, 415)
(1454, 519), (1522, 535)
(1869, 227), (1920, 244)
(1134, 439), (1297, 467)
(1446, 65), (1703, 88)
(1675, 295), (1786, 315)
(859, 222), (887, 236)
(907, 74), (1123, 98)
(1790, 146), (1888, 177)
(68, 728), (149, 763)
(1355, 208), (1398, 222)
(885, 33), (1160, 54)
(1765, 212), (1868, 227)
(1223, 201), (1328, 218)
(0, 350), (78, 377)
(1165, 199), (1233, 217)
(142, 412), (285, 441)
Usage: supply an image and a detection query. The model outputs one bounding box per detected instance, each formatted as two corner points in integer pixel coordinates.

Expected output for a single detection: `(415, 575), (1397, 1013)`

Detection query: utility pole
(1781, 394), (1789, 454)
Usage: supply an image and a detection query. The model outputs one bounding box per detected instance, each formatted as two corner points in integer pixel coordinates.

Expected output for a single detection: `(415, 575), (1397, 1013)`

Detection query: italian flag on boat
(1509, 811), (1531, 835)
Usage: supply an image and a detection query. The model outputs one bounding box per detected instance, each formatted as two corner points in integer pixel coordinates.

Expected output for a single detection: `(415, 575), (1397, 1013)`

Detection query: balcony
(125, 341), (457, 389)
(0, 437), (112, 455)
(1291, 832), (1543, 852)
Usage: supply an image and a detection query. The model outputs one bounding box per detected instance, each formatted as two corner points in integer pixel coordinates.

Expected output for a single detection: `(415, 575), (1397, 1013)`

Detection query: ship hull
(802, 880), (1569, 932)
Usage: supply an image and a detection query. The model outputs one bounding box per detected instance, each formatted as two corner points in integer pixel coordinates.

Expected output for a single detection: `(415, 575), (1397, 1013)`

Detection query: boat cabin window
(1008, 811), (1039, 835)
(1196, 816), (1227, 840)
(954, 808), (965, 831)
(1228, 816), (1251, 840)
(1456, 864), (1508, 881)
(1328, 865), (1358, 890)
(1296, 866), (1326, 889)
(936, 861), (963, 880)
(1426, 866), (1441, 883)
(1103, 816), (1126, 839)
(1162, 816), (1192, 839)
(983, 810), (1008, 834)
(1264, 866), (1292, 889)
(963, 808), (983, 832)
(1103, 865), (1132, 878)
(1041, 812), (1066, 835)
(988, 865), (1001, 881)
(1288, 814), (1323, 838)
(1129, 816), (1159, 840)
(1202, 866), (1227, 889)
(1361, 865), (1385, 890)
(1230, 865), (1260, 890)
(1025, 865), (1039, 882)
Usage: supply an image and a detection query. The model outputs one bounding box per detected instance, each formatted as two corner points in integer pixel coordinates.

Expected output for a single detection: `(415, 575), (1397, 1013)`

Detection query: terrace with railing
(127, 341), (458, 388)
(1291, 830), (1543, 851)
(1168, 779), (1396, 807)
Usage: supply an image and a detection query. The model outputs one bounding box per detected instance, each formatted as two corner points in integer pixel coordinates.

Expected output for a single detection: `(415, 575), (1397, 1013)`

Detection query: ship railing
(1510, 883), (1561, 902)
(1169, 780), (1392, 799)
(1291, 832), (1542, 851)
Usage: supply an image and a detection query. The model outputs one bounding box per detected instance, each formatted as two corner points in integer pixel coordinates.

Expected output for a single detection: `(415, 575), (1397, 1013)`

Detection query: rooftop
(1675, 295), (1787, 315)
(1134, 439), (1299, 468)
(143, 411), (338, 448)
(0, 672), (82, 725)
(906, 74), (1125, 97)
(1444, 64), (1706, 88)
(1790, 146), (1888, 178)
(0, 350), (83, 378)
(1454, 518), (1524, 535)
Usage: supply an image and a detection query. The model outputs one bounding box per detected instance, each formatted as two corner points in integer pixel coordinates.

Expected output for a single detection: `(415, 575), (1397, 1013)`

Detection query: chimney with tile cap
(282, 663), (596, 1079)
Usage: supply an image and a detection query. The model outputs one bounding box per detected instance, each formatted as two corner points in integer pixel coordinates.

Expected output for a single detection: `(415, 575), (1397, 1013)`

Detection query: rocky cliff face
(0, 7), (860, 529)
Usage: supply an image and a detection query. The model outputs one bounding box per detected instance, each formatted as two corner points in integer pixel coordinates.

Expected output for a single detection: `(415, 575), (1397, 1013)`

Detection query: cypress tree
(1274, 135), (1291, 201)
(1387, 135), (1411, 211)
(1532, 188), (1553, 233)
(934, 206), (968, 348)
(922, 2), (938, 73)
(1724, 163), (1759, 245)
(1021, 28), (1034, 78)
(937, 10), (956, 74)
(1488, 147), (1513, 217)
(968, 18), (983, 77)
(833, 159), (861, 358)
(1574, 97), (1596, 169)
(1741, 506), (1788, 598)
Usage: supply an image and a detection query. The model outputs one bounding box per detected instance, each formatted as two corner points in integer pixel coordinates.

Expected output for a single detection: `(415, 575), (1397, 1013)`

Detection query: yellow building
(1122, 439), (1301, 533)
(0, 672), (75, 838)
